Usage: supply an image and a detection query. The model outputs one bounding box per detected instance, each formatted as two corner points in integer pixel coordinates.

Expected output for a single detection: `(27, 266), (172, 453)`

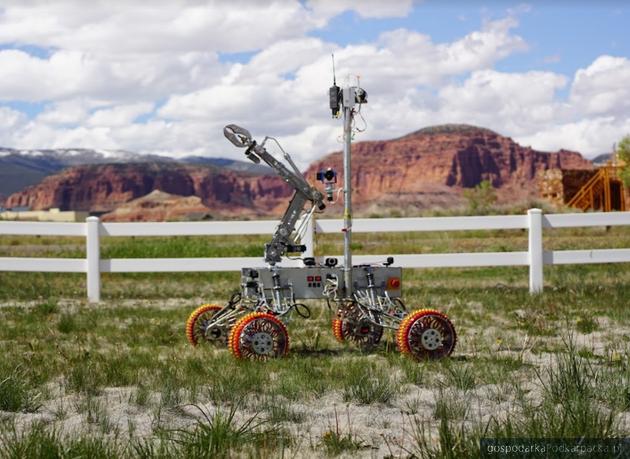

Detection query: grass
(402, 339), (627, 458)
(341, 361), (399, 405)
(0, 226), (629, 455)
(258, 396), (307, 424)
(0, 366), (41, 413)
(0, 407), (290, 459)
(0, 423), (121, 458)
(162, 405), (291, 458)
(320, 406), (368, 456)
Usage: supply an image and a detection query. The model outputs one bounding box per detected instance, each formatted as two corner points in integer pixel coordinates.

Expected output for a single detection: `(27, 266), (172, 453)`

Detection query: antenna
(329, 53), (341, 117)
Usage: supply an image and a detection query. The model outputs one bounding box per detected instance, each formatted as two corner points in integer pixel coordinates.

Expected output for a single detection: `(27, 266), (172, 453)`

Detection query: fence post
(303, 216), (314, 259)
(86, 216), (101, 302)
(528, 208), (543, 294)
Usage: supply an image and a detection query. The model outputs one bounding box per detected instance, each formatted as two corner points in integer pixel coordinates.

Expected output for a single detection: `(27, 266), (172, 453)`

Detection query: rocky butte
(307, 124), (592, 213)
(5, 125), (593, 218)
(5, 162), (292, 217)
(101, 190), (213, 222)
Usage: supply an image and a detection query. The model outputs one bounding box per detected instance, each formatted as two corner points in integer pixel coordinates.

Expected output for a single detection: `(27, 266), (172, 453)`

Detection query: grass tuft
(575, 314), (599, 334)
(169, 404), (291, 458)
(33, 298), (59, 315)
(259, 396), (307, 424)
(0, 366), (41, 412)
(0, 422), (120, 458)
(342, 363), (398, 405)
(320, 406), (367, 456)
(57, 313), (78, 334)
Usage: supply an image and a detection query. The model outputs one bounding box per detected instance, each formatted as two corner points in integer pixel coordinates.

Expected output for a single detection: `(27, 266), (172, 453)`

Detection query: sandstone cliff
(5, 125), (593, 218)
(5, 162), (291, 216)
(101, 190), (213, 222)
(305, 124), (592, 210)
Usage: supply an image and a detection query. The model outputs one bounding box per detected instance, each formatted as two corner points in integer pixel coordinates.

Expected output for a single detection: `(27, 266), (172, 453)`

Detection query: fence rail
(1, 209), (629, 302)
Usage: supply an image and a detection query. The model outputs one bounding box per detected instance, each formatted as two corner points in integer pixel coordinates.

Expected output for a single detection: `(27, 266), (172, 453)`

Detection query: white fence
(1, 209), (629, 302)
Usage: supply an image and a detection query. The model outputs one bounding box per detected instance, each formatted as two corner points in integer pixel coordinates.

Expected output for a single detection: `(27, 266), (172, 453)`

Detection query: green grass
(0, 407), (291, 459)
(402, 339), (627, 458)
(0, 226), (629, 455)
(162, 405), (292, 458)
(0, 366), (41, 413)
(341, 361), (399, 405)
(0, 423), (121, 459)
(319, 407), (368, 456)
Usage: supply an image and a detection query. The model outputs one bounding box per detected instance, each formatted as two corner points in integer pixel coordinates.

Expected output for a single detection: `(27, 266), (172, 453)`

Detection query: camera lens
(324, 170), (335, 181)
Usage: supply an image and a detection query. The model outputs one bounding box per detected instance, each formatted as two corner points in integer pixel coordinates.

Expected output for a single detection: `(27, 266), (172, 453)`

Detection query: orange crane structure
(567, 148), (627, 212)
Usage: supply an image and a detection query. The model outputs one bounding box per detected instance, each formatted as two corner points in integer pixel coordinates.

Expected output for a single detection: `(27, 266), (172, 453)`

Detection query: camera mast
(329, 55), (367, 297)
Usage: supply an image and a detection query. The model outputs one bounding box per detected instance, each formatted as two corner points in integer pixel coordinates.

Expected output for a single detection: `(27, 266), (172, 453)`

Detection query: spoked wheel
(229, 312), (289, 360)
(397, 309), (456, 360)
(333, 302), (384, 351)
(186, 304), (229, 347)
(332, 318), (344, 342)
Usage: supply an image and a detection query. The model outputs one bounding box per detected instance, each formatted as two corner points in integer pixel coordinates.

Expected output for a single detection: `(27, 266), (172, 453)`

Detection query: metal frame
(223, 124), (325, 265)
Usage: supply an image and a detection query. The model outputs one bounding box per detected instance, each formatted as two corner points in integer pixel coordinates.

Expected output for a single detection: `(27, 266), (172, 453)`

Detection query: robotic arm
(224, 124), (325, 265)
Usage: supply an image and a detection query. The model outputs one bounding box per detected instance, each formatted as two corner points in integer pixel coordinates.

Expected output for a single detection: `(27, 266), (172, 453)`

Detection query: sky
(0, 0), (629, 168)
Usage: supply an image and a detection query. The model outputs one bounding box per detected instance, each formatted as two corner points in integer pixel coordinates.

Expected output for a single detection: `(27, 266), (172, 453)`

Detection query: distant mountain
(5, 162), (290, 216)
(177, 156), (271, 175)
(0, 156), (59, 199)
(0, 147), (270, 196)
(306, 123), (593, 210)
(402, 124), (499, 138)
(102, 190), (214, 222)
(5, 124), (595, 219)
(591, 153), (612, 166)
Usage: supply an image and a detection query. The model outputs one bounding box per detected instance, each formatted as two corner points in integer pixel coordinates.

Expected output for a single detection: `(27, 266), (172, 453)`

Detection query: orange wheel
(185, 304), (226, 346)
(332, 318), (344, 342)
(228, 312), (289, 360)
(333, 302), (383, 351)
(396, 309), (456, 360)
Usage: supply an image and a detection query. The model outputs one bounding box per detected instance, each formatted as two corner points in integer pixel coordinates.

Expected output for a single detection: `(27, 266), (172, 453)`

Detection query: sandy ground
(1, 299), (629, 457)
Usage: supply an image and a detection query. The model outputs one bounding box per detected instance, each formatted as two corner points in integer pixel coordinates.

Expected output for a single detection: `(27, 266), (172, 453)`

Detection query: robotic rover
(185, 79), (457, 361)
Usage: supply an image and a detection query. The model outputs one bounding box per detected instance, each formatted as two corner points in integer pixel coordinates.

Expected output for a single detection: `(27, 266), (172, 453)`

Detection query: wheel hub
(357, 320), (372, 336)
(206, 325), (224, 341)
(421, 328), (441, 350)
(335, 302), (384, 350)
(250, 332), (274, 355)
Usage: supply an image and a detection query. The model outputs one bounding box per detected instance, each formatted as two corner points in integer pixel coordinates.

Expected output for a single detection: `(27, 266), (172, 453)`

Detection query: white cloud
(36, 99), (93, 126)
(570, 55), (630, 116)
(334, 16), (527, 94)
(0, 0), (415, 108)
(0, 106), (27, 145)
(517, 117), (630, 155)
(156, 15), (530, 165)
(306, 0), (413, 19)
(87, 103), (154, 127)
(423, 62), (630, 157)
(0, 2), (628, 166)
(0, 48), (225, 103)
(438, 69), (567, 134)
(0, 1), (320, 55)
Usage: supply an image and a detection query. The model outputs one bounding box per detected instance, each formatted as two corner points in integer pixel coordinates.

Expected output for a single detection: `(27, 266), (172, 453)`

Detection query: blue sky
(0, 1), (628, 163)
(311, 2), (629, 84)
